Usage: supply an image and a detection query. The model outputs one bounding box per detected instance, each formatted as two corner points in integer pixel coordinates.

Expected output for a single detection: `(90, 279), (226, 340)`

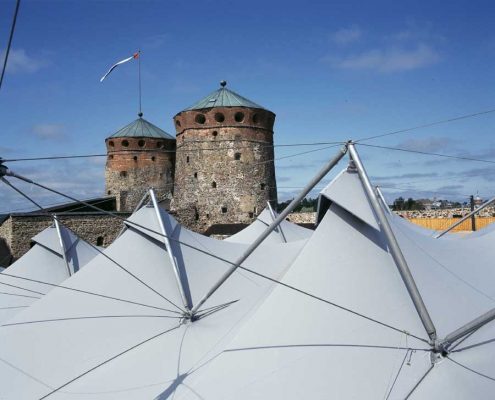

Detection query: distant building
(418, 199), (433, 210)
(474, 195), (483, 207)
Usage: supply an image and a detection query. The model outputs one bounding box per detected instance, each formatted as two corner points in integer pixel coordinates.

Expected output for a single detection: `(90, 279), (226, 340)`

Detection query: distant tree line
(391, 197), (463, 211)
(276, 196), (465, 214)
(277, 197), (318, 213)
(391, 197), (424, 211)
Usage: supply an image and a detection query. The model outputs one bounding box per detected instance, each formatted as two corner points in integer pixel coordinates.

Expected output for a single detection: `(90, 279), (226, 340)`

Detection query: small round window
(252, 114), (260, 124)
(214, 113), (225, 123)
(138, 140), (145, 147)
(156, 141), (163, 148)
(175, 119), (181, 127)
(234, 112), (245, 122)
(109, 140), (115, 147)
(212, 131), (218, 137)
(195, 114), (206, 124)
(122, 140), (129, 147)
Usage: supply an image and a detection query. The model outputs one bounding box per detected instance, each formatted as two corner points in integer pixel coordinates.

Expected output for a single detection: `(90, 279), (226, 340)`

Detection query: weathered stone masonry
(172, 105), (277, 232)
(1, 213), (128, 262)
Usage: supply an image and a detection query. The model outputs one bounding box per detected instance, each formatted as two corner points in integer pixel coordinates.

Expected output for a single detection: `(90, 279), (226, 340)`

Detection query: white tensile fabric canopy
(0, 163), (494, 398)
(226, 207), (313, 244)
(0, 205), (308, 399)
(168, 168), (495, 399)
(0, 223), (98, 323)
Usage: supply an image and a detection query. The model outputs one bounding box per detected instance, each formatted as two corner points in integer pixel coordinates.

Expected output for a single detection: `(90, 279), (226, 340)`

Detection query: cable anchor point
(181, 310), (198, 324)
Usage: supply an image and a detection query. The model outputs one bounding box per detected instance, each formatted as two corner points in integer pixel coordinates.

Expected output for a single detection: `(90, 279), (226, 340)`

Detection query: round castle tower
(172, 81), (277, 231)
(105, 114), (176, 211)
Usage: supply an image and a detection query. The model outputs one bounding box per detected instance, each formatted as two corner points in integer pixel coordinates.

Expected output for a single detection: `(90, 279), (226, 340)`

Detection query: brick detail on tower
(105, 136), (175, 211)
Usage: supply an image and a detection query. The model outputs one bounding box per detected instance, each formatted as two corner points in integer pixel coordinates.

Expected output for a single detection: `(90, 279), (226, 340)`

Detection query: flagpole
(138, 49), (142, 116)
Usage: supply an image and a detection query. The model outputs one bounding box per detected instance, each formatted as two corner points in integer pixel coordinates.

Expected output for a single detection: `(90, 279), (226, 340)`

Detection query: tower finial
(220, 80), (227, 87)
(138, 112), (143, 118)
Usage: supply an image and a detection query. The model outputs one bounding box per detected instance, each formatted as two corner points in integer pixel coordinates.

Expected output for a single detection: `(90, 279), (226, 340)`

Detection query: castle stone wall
(1, 213), (128, 264)
(172, 106), (277, 232)
(0, 218), (13, 266)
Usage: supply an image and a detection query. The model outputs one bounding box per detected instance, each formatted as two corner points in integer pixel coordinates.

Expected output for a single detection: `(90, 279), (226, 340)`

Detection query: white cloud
(32, 124), (67, 140)
(331, 44), (441, 72)
(2, 48), (49, 74)
(396, 136), (456, 152)
(331, 26), (362, 45)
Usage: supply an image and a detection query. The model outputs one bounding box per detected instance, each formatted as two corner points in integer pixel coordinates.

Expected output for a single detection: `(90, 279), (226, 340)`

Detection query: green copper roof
(108, 116), (175, 140)
(182, 81), (267, 111)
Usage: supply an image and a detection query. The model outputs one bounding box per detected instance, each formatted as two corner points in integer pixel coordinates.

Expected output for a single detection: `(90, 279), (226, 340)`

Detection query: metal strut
(348, 143), (437, 343)
(149, 189), (191, 312)
(376, 186), (392, 215)
(53, 215), (72, 277)
(116, 191), (150, 239)
(189, 144), (349, 319)
(437, 307), (495, 352)
(266, 201), (287, 243)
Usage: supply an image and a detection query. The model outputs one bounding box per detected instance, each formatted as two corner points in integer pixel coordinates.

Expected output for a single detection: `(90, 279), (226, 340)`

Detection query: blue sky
(1, 0), (495, 212)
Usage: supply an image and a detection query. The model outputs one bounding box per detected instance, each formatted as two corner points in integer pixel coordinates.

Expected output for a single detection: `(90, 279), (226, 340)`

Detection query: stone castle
(0, 82), (278, 263)
(105, 80), (277, 231)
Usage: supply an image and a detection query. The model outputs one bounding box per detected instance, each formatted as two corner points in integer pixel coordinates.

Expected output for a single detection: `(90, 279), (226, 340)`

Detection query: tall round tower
(105, 114), (176, 211)
(172, 81), (277, 231)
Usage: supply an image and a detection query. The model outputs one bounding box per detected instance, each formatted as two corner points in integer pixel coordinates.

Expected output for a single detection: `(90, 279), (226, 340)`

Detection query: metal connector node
(181, 310), (198, 324)
(433, 339), (450, 357)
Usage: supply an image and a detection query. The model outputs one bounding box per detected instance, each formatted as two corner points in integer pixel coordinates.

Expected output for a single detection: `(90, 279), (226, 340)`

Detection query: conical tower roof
(181, 81), (267, 112)
(107, 115), (175, 140)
